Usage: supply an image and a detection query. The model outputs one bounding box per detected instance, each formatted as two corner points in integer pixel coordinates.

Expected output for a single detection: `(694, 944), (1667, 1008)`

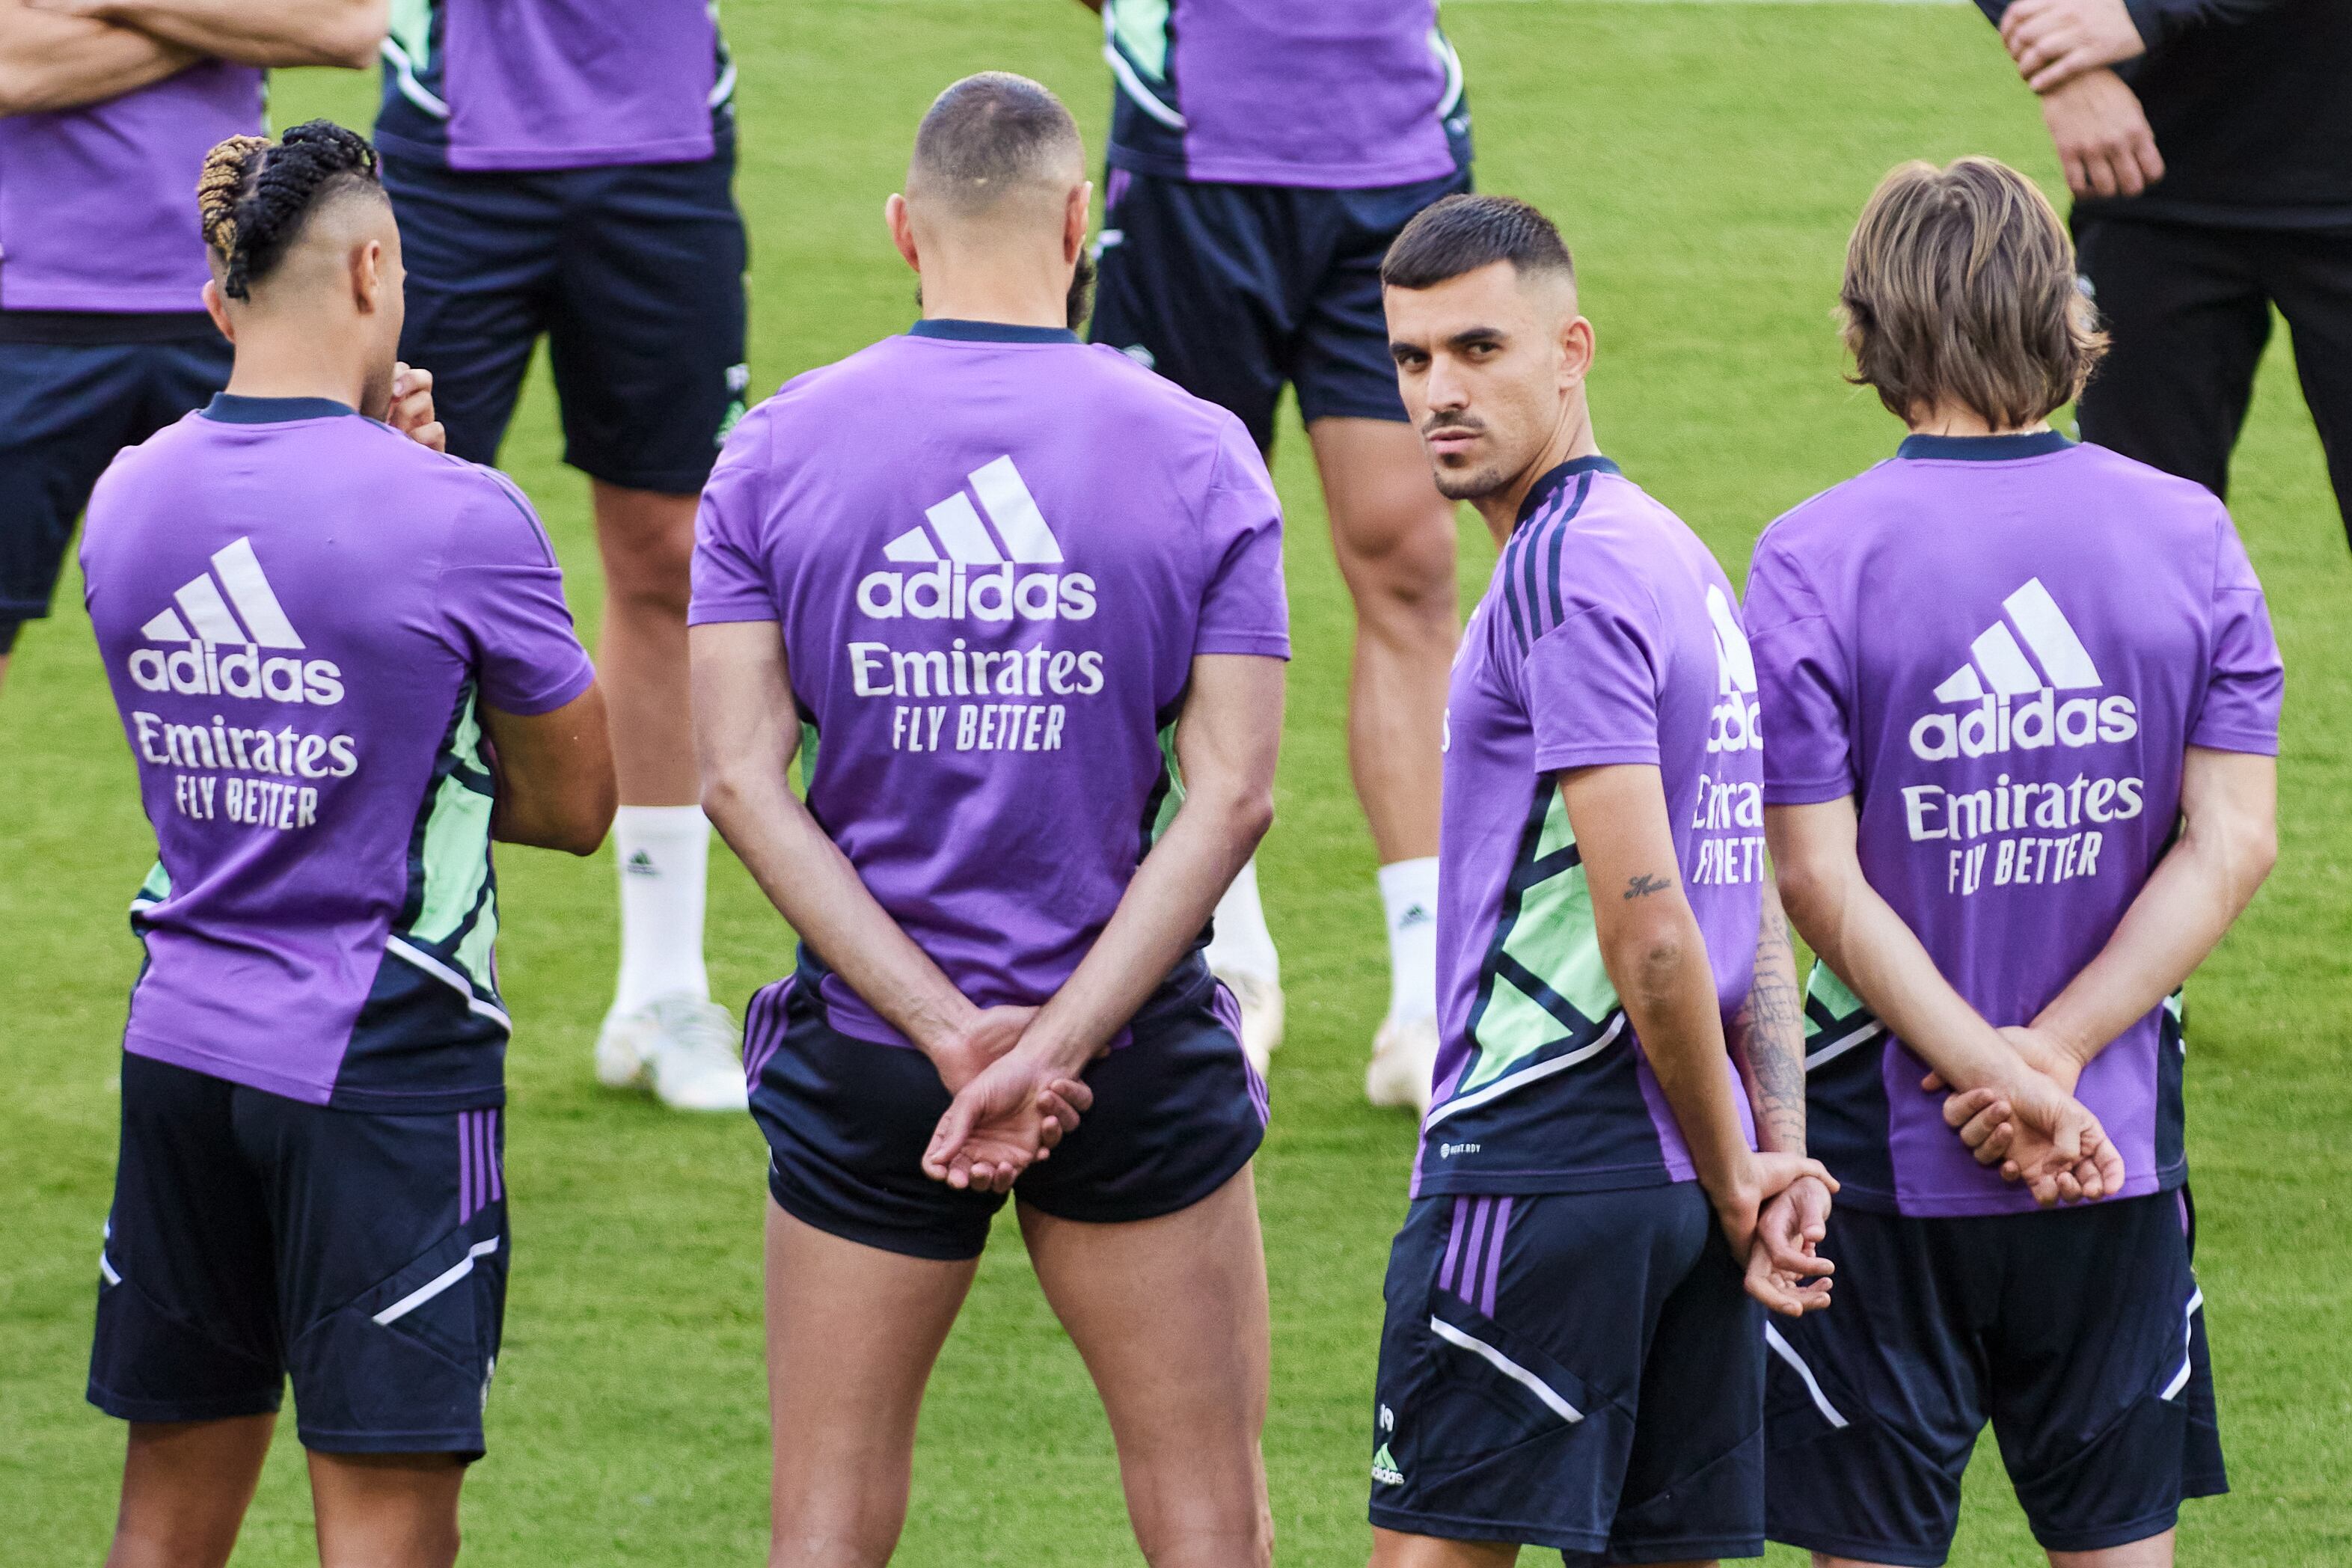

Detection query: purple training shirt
(1101, 0), (1469, 189)
(1746, 432), (2282, 1216)
(1415, 459), (1764, 1198)
(82, 395), (595, 1110)
(376, 0), (733, 171)
(691, 319), (1290, 1046)
(0, 61), (263, 312)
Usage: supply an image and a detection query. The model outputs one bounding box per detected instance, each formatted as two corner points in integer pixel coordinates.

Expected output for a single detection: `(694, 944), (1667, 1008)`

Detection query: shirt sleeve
(1745, 533), (1856, 805)
(2189, 513), (2284, 755)
(1525, 564), (1665, 774)
(438, 473), (596, 717)
(1192, 417), (1291, 659)
(687, 415), (782, 628)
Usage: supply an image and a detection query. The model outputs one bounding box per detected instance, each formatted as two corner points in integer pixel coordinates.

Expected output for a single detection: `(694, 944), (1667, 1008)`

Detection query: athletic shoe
(1365, 1014), (1439, 1114)
(1216, 967), (1284, 1079)
(595, 994), (749, 1112)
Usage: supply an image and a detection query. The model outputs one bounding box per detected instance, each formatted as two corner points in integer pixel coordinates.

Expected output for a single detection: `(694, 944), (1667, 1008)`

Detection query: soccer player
(373, 0), (750, 1108)
(1748, 158), (2282, 1568)
(691, 75), (1287, 1566)
(0, 0), (385, 696)
(1080, 0), (1474, 1104)
(1365, 192), (1837, 1568)
(81, 123), (613, 1568)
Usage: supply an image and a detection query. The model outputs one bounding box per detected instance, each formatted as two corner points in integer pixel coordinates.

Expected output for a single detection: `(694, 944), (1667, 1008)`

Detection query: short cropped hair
(198, 120), (382, 301)
(910, 72), (1082, 213)
(1840, 157), (2106, 429)
(1380, 194), (1575, 291)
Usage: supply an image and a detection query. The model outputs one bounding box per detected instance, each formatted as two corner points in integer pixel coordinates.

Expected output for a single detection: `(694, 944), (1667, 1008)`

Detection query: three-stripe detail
(456, 1108), (504, 1224)
(886, 456), (1065, 566)
(140, 538), (304, 648)
(1933, 577), (2101, 702)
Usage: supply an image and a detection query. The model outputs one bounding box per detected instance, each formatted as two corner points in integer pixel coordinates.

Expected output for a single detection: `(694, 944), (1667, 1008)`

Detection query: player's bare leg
(1020, 1167), (1273, 1568)
(106, 1415), (275, 1568)
(1309, 416), (1457, 1112)
(309, 1451), (467, 1568)
(589, 480), (743, 1110)
(1368, 1528), (1519, 1567)
(764, 1201), (979, 1568)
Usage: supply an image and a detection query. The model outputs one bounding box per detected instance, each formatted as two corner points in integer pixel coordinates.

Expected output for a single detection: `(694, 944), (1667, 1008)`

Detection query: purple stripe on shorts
(487, 1109), (503, 1204)
(1438, 1196), (1470, 1293)
(1480, 1195), (1512, 1317)
(456, 1112), (474, 1223)
(1457, 1198), (1492, 1304)
(742, 977), (794, 1091)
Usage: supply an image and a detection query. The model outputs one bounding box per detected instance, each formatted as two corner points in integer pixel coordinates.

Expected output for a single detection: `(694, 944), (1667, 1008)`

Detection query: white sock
(1204, 855), (1280, 986)
(611, 804), (711, 1015)
(1379, 857), (1440, 1023)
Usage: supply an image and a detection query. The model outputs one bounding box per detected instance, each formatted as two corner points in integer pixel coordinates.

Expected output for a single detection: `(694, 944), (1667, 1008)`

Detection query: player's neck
(222, 325), (371, 414)
(1475, 399), (1600, 545)
(1905, 401), (2052, 439)
(916, 260), (1072, 332)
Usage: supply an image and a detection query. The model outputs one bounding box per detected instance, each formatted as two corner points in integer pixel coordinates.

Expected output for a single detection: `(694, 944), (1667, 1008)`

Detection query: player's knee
(595, 493), (699, 613)
(768, 1478), (905, 1568)
(105, 1514), (242, 1568)
(1338, 509), (1458, 630)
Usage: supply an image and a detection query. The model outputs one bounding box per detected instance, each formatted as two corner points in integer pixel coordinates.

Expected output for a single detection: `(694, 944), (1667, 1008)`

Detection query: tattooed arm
(1733, 879), (1834, 1313)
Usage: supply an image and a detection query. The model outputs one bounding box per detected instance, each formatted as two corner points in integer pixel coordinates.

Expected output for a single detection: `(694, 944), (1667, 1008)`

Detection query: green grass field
(4, 3), (2348, 1563)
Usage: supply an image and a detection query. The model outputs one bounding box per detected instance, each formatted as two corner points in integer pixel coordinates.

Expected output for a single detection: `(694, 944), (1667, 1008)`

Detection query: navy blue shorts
(90, 1053), (509, 1456)
(0, 326), (230, 647)
(745, 952), (1266, 1261)
(1089, 165), (1470, 451)
(1764, 1191), (2224, 1564)
(382, 148), (749, 494)
(1368, 1183), (1765, 1564)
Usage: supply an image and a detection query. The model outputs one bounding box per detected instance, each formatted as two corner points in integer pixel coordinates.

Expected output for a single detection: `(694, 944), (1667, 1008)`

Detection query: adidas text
(128, 644), (344, 706)
(1909, 690), (2138, 762)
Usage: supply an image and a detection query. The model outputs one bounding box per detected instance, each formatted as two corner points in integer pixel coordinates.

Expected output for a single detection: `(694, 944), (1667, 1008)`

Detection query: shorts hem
(88, 1382), (284, 1425)
(2030, 1503), (2190, 1555)
(295, 1425), (486, 1458)
(765, 1166), (988, 1264)
(1369, 1502), (1605, 1555)
(1599, 1534), (1765, 1564)
(1766, 1525), (1948, 1567)
(1014, 1132), (1259, 1231)
(1296, 396), (1411, 427)
(0, 599), (50, 622)
(564, 453), (715, 496)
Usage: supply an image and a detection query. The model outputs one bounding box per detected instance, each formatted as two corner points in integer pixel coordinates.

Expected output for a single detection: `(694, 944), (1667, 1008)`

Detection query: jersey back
(690, 321), (1289, 1046)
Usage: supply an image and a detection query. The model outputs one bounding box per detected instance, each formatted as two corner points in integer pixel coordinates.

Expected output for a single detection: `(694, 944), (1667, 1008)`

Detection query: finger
(1944, 1088), (2001, 1130)
(2001, 1157), (2024, 1183)
(2062, 151), (2093, 200)
(1767, 1225), (1832, 1278)
(1920, 1069), (1948, 1093)
(2086, 146), (2123, 200)
(2132, 129), (2165, 190)
(411, 420), (447, 454)
(2113, 140), (2149, 197)
(925, 1097), (978, 1181)
(1051, 1076), (1094, 1114)
(2095, 1140), (2128, 1196)
(2053, 1167), (2084, 1204)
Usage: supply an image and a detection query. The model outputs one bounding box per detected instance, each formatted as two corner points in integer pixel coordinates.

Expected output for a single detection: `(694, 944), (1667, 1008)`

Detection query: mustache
(1421, 414), (1485, 438)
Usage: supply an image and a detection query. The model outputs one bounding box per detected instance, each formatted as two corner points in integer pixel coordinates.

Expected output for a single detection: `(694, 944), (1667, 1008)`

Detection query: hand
(2039, 67), (2164, 200)
(386, 362), (446, 453)
(922, 1044), (1095, 1194)
(1709, 1150), (1839, 1264)
(925, 1005), (1038, 1095)
(1745, 1173), (1835, 1317)
(1936, 1071), (2124, 1204)
(2002, 0), (2148, 92)
(1921, 1024), (2083, 1095)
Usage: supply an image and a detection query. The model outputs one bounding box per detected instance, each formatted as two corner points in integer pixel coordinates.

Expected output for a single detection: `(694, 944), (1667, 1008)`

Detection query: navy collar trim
(201, 393), (358, 425)
(1516, 455), (1621, 527)
(1896, 429), (2073, 462)
(909, 318), (1079, 345)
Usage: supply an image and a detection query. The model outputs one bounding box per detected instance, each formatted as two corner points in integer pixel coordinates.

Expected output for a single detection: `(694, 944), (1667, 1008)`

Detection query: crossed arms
(0, 0), (382, 116)
(692, 619), (1282, 1191)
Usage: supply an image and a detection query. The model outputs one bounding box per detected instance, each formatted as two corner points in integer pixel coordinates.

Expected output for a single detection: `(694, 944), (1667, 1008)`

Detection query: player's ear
(1065, 180), (1092, 266)
(201, 278), (236, 345)
(352, 238), (385, 314)
(885, 193), (920, 274)
(1559, 314), (1596, 391)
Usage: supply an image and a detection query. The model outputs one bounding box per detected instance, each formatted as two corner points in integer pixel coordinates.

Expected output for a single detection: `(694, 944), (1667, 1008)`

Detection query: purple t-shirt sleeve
(439, 475), (596, 717)
(1193, 419), (1291, 659)
(688, 417), (781, 627)
(1745, 535), (1855, 804)
(1525, 573), (1664, 774)
(2190, 515), (2284, 755)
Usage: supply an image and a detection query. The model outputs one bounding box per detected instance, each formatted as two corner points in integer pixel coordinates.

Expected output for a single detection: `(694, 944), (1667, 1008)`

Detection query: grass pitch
(3, 4), (2348, 1563)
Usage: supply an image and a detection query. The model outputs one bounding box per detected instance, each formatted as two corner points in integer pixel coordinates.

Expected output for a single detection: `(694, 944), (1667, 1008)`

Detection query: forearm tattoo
(1736, 909), (1808, 1154)
(1623, 872), (1676, 900)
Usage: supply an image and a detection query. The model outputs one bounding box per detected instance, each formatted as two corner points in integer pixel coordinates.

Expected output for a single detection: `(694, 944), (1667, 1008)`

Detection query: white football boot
(1365, 1014), (1439, 1115)
(595, 993), (749, 1112)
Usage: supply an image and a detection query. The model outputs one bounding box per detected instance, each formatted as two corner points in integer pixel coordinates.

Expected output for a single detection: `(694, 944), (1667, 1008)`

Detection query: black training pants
(2073, 215), (2352, 544)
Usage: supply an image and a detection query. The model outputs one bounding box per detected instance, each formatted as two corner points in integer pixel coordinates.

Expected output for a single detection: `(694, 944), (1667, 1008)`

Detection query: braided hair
(197, 120), (382, 301)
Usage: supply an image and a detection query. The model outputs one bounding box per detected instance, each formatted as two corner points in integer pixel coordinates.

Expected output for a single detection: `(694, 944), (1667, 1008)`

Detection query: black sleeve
(1973, 0), (2009, 22)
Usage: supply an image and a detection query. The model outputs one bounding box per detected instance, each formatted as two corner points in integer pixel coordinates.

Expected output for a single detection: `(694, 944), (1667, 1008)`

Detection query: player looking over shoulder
(1079, 0), (1475, 1107)
(690, 75), (1287, 1567)
(80, 123), (613, 1568)
(0, 0), (385, 697)
(1365, 193), (1835, 1568)
(1748, 157), (2282, 1568)
(373, 0), (750, 1109)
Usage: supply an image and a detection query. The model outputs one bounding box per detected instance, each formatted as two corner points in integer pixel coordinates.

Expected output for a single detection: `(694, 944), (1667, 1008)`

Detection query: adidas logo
(1704, 584), (1761, 755)
(126, 538), (344, 706)
(625, 850), (658, 878)
(1371, 1442), (1404, 1487)
(857, 455), (1097, 623)
(1397, 903), (1433, 931)
(1909, 578), (2137, 762)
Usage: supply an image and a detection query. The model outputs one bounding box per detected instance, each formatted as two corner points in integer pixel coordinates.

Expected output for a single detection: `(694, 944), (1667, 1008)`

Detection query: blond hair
(1840, 157), (2106, 429)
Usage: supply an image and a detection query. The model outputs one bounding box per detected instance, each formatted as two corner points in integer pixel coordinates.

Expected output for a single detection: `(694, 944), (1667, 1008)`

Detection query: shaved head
(907, 73), (1085, 220)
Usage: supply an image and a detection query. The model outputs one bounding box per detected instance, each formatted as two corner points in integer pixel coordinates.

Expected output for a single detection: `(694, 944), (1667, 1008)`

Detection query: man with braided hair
(373, 0), (755, 1111)
(80, 120), (616, 1568)
(0, 0), (385, 697)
